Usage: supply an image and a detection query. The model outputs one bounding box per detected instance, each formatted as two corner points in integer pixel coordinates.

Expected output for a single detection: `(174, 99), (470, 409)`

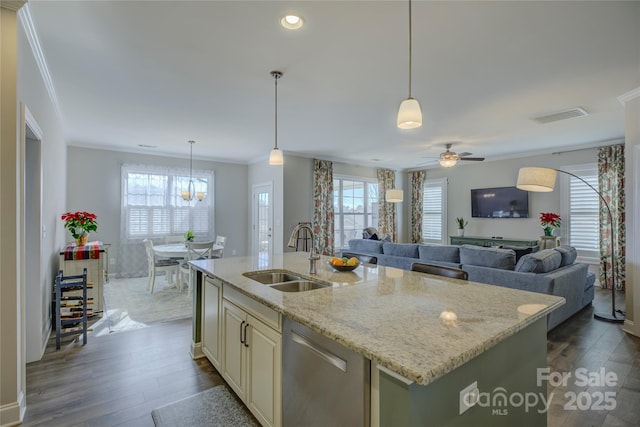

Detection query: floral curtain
(313, 159), (334, 256)
(410, 170), (426, 243)
(377, 168), (397, 242)
(598, 144), (626, 291)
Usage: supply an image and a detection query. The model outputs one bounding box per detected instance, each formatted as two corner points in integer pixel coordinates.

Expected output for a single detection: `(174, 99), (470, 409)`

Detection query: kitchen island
(190, 252), (564, 426)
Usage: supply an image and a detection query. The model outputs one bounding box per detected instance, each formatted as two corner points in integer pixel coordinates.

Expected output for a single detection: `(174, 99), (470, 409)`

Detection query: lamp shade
(385, 189), (404, 203)
(269, 147), (284, 165)
(397, 98), (422, 129)
(516, 167), (557, 192)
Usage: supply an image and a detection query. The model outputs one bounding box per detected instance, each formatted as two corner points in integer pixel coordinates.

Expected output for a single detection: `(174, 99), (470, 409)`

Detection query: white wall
(412, 149), (599, 243)
(621, 89), (640, 336)
(283, 155), (313, 252)
(66, 146), (249, 272)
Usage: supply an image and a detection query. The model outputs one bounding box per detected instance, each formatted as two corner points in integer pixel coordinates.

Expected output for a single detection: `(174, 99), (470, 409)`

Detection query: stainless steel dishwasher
(283, 317), (370, 426)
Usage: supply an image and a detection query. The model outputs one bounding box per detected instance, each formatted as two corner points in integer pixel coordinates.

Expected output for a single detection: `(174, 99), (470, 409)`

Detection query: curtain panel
(597, 145), (626, 291)
(377, 168), (397, 242)
(410, 170), (426, 243)
(313, 159), (335, 256)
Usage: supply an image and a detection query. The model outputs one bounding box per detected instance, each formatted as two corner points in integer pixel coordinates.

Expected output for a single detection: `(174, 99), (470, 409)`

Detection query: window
(422, 178), (447, 244)
(333, 176), (378, 248)
(122, 164), (213, 240)
(560, 163), (599, 262)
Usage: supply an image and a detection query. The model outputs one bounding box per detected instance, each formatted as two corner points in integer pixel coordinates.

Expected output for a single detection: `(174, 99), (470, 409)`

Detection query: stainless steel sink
(270, 281), (329, 292)
(243, 271), (302, 285)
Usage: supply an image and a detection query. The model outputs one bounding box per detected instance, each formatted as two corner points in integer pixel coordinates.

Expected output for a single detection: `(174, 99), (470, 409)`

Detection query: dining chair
(180, 240), (216, 295)
(143, 239), (181, 293)
(410, 262), (469, 280)
(212, 235), (227, 258)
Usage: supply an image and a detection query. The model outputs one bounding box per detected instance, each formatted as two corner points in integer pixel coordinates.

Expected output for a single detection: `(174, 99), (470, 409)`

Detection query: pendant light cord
(408, 0), (413, 98)
(274, 74), (278, 150)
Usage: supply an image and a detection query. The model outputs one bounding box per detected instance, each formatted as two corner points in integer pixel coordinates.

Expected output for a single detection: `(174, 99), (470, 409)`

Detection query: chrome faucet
(288, 223), (321, 274)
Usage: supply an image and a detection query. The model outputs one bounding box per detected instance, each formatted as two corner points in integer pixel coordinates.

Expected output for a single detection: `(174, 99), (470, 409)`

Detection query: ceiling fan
(420, 143), (485, 168)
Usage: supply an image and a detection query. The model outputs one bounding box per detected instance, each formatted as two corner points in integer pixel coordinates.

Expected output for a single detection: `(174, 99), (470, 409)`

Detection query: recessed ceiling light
(281, 14), (304, 30)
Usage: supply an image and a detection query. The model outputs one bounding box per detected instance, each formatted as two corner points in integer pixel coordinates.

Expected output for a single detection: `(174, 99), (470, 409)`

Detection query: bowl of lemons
(329, 256), (360, 272)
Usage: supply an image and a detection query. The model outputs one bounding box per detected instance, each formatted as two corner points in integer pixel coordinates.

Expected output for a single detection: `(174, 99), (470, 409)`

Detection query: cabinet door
(202, 276), (221, 369)
(222, 301), (247, 400)
(247, 314), (282, 427)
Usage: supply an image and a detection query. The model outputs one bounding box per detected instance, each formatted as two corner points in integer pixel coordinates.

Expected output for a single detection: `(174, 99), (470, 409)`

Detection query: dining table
(153, 243), (224, 259)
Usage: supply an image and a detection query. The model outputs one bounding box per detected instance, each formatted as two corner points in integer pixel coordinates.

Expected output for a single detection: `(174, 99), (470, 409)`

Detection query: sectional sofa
(342, 239), (596, 331)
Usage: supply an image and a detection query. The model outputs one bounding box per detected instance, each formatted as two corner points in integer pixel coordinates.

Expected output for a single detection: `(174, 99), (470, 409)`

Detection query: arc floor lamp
(517, 166), (624, 324)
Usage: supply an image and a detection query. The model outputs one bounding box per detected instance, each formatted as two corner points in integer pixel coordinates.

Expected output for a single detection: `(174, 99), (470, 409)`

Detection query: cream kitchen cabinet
(221, 287), (282, 427)
(202, 275), (222, 370)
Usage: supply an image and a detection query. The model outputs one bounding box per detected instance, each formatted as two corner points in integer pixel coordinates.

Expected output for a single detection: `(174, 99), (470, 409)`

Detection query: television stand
(450, 235), (539, 247)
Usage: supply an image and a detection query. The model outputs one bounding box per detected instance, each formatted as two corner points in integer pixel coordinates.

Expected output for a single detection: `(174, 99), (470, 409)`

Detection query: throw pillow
(515, 249), (562, 273)
(553, 245), (577, 266)
(459, 245), (516, 270)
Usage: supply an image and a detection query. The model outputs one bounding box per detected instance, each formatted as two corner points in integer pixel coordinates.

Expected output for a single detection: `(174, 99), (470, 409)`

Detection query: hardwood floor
(22, 318), (224, 427)
(22, 288), (640, 426)
(547, 288), (640, 427)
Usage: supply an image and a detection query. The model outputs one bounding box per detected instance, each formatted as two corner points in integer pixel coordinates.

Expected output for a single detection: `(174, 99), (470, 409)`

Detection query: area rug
(102, 276), (192, 333)
(151, 385), (259, 427)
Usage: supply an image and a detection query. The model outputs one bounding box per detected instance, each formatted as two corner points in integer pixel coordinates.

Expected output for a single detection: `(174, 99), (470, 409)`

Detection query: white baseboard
(0, 391), (25, 427)
(190, 341), (204, 359)
(623, 319), (638, 338)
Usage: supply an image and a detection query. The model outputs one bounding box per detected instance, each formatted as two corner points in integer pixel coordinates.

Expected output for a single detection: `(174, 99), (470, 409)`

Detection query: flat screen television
(471, 186), (529, 218)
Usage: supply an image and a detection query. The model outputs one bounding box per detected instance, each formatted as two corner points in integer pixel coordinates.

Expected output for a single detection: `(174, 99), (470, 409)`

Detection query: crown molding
(618, 87), (640, 105)
(1, 1), (26, 12)
(18, 3), (64, 122)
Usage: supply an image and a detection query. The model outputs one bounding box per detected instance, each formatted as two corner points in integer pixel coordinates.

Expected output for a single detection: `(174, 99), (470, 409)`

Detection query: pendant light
(269, 71), (284, 165)
(181, 140), (205, 202)
(397, 0), (422, 129)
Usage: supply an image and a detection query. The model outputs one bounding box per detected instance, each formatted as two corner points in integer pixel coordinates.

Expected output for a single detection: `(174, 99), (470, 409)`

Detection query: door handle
(240, 320), (245, 345)
(243, 322), (250, 348)
(243, 322), (249, 347)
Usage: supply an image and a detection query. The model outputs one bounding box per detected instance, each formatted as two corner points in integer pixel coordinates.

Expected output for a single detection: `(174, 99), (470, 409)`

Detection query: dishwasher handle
(291, 331), (347, 372)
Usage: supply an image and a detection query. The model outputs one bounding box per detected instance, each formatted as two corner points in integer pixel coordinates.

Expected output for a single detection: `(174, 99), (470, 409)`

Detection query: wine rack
(55, 268), (90, 350)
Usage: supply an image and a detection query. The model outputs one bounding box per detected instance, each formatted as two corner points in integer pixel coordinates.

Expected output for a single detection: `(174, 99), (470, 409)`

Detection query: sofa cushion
(499, 245), (534, 263)
(348, 239), (384, 254)
(383, 243), (419, 258)
(459, 245), (516, 270)
(418, 244), (460, 263)
(515, 249), (562, 273)
(554, 245), (577, 267)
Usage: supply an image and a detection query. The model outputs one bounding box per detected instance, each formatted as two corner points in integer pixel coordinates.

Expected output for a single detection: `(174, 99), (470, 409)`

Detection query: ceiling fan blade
(460, 157), (485, 161)
(458, 152), (472, 157)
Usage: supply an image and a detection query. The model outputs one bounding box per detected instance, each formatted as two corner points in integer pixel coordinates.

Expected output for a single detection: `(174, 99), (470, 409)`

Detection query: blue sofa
(342, 240), (596, 331)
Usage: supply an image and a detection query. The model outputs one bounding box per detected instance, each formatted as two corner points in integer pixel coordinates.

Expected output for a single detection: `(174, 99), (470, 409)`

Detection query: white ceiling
(27, 1), (640, 170)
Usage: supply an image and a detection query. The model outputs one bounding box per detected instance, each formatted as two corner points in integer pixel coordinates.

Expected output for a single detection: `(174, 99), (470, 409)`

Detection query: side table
(539, 236), (561, 250)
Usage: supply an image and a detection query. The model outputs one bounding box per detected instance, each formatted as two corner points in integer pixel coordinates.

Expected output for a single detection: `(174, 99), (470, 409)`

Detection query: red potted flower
(62, 211), (98, 246)
(539, 212), (561, 236)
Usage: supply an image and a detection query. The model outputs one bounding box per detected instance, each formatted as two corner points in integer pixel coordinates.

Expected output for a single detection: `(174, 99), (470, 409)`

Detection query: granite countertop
(191, 252), (564, 386)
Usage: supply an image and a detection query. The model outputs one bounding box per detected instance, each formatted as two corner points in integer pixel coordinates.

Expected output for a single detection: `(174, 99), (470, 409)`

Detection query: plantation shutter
(422, 178), (447, 243)
(569, 171), (599, 252)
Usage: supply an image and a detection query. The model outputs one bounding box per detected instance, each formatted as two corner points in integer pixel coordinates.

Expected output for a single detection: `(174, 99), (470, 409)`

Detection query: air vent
(533, 107), (588, 124)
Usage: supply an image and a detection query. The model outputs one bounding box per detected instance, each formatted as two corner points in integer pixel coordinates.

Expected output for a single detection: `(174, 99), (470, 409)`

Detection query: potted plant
(455, 217), (468, 237)
(184, 230), (195, 246)
(61, 211), (98, 246)
(539, 212), (561, 236)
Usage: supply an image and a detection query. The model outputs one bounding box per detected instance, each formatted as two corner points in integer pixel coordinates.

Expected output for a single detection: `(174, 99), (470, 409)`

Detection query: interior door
(253, 183), (273, 266)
